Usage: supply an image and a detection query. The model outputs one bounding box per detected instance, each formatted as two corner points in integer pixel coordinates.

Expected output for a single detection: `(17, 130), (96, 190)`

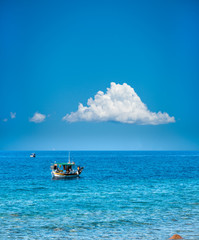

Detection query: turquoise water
(0, 151), (199, 239)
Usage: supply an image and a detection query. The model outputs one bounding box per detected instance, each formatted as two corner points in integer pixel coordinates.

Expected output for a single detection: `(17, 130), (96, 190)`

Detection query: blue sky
(1, 0), (199, 150)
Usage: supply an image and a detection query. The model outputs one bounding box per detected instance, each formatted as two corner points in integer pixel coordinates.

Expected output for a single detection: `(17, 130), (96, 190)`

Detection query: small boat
(51, 153), (83, 179)
(30, 153), (36, 158)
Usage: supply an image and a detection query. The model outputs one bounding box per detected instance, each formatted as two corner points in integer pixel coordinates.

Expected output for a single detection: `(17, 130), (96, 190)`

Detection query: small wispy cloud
(1, 112), (16, 122)
(29, 112), (46, 123)
(10, 112), (16, 119)
(63, 82), (175, 125)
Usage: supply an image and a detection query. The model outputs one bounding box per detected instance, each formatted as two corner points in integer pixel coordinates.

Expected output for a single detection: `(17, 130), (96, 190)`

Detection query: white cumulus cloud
(10, 112), (16, 119)
(63, 82), (175, 125)
(29, 112), (46, 123)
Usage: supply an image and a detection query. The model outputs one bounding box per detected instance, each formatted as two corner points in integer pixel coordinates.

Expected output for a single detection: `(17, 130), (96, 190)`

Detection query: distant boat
(30, 153), (36, 158)
(51, 153), (83, 179)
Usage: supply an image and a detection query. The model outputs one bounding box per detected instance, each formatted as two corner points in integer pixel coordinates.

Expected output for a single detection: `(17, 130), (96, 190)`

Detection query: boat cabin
(52, 162), (76, 174)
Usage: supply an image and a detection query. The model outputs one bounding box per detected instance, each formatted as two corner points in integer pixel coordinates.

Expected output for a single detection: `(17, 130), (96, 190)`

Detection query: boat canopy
(56, 162), (75, 166)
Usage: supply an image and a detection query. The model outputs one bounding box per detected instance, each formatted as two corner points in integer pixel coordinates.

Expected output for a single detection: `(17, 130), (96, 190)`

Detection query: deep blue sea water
(0, 151), (199, 240)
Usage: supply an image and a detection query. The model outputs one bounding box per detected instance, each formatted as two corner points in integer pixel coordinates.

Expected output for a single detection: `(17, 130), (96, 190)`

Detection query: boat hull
(51, 171), (80, 179)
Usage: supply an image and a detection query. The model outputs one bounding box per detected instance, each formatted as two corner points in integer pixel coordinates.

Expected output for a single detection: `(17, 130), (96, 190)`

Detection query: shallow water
(0, 151), (199, 239)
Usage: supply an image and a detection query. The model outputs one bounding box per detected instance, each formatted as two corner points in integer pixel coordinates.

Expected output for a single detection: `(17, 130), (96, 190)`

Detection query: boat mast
(68, 151), (70, 163)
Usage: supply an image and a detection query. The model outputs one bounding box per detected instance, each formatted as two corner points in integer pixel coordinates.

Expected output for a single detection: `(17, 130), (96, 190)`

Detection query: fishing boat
(30, 153), (36, 158)
(51, 153), (83, 179)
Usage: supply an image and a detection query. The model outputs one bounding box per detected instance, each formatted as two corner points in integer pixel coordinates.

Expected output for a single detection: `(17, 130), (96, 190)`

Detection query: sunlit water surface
(0, 151), (199, 239)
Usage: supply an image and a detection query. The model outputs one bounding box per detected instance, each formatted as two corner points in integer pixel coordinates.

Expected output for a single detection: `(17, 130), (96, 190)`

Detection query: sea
(0, 151), (199, 240)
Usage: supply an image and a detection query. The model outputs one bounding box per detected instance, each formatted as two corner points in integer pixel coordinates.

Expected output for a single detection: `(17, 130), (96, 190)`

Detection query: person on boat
(53, 164), (57, 170)
(66, 165), (71, 174)
(53, 164), (60, 172)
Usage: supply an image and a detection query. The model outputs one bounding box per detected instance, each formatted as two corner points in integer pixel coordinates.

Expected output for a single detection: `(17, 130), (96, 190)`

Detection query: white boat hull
(51, 171), (80, 179)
